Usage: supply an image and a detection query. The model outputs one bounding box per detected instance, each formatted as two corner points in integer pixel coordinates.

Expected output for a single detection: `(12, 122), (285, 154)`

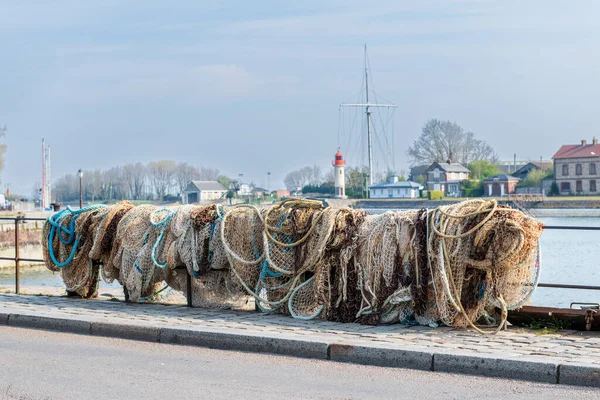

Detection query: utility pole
(340, 45), (397, 186)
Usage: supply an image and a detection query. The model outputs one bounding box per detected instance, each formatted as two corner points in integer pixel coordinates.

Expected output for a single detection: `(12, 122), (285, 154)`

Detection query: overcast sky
(1, 0), (599, 194)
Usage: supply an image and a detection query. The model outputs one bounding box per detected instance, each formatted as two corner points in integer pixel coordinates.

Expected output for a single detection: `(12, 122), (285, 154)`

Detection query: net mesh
(42, 199), (544, 332)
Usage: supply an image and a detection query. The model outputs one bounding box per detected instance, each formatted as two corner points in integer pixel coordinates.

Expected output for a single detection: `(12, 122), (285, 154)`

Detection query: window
(591, 163), (597, 175)
(562, 164), (569, 176)
(576, 164), (582, 175)
(339, 170), (342, 175)
(591, 180), (597, 192)
(560, 182), (570, 191)
(576, 180), (583, 192)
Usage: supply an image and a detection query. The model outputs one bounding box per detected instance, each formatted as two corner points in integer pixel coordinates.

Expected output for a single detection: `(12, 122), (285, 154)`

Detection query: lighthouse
(333, 148), (347, 199)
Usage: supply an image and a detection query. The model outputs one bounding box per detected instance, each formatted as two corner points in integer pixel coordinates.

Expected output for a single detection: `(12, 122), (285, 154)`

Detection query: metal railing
(0, 217), (598, 304)
(0, 216), (46, 294)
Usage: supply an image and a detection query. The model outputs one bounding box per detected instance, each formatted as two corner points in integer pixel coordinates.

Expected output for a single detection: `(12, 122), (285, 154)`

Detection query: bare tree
(406, 119), (497, 166)
(148, 160), (177, 200)
(308, 165), (322, 186)
(283, 166), (316, 190)
(0, 125), (7, 179)
(87, 169), (103, 202)
(123, 163), (147, 200)
(198, 167), (220, 181)
(175, 163), (200, 194)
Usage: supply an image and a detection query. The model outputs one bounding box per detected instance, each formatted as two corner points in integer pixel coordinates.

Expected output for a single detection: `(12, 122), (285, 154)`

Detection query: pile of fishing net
(42, 198), (544, 332)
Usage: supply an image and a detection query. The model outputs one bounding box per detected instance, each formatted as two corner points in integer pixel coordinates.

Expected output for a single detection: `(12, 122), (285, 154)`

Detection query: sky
(1, 0), (599, 195)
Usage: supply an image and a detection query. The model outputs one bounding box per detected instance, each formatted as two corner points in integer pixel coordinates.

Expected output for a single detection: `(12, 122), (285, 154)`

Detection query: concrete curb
(8, 313), (92, 335)
(329, 343), (433, 371)
(559, 364), (600, 388)
(160, 326), (329, 359)
(2, 310), (599, 387)
(91, 321), (161, 342)
(434, 353), (558, 384)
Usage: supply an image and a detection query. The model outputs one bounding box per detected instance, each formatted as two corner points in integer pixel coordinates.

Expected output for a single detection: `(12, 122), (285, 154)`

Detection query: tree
(175, 162), (200, 194)
(148, 160), (177, 200)
(122, 163), (147, 200)
(0, 125), (7, 181)
(468, 160), (500, 180)
(198, 167), (220, 181)
(284, 166), (314, 190)
(518, 169), (547, 188)
(407, 119), (497, 166)
(217, 175), (233, 190)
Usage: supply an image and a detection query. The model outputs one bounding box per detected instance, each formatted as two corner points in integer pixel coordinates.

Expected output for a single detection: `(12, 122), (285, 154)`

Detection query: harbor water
(0, 216), (598, 308)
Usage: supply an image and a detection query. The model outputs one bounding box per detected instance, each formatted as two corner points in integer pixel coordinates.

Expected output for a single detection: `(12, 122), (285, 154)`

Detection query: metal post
(365, 45), (373, 186)
(186, 272), (193, 307)
(78, 169), (83, 209)
(14, 216), (20, 294)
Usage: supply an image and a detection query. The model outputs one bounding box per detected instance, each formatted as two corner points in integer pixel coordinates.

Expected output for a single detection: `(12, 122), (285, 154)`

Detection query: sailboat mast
(339, 45), (397, 192)
(365, 45), (373, 186)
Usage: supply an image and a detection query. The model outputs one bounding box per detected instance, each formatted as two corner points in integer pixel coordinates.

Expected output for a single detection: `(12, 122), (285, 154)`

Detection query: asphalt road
(0, 326), (598, 400)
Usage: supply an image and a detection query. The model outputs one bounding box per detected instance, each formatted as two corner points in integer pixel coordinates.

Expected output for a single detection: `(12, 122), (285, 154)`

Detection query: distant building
(238, 184), (252, 196)
(496, 161), (528, 175)
(553, 138), (600, 195)
(512, 162), (552, 180)
(369, 175), (423, 198)
(408, 165), (428, 183)
(252, 187), (270, 198)
(274, 190), (290, 198)
(483, 174), (519, 197)
(425, 161), (470, 197)
(184, 181), (227, 204)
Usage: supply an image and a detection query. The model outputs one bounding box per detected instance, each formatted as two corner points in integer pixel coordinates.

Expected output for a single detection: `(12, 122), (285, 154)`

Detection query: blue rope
(139, 283), (171, 302)
(150, 208), (177, 269)
(47, 205), (107, 268)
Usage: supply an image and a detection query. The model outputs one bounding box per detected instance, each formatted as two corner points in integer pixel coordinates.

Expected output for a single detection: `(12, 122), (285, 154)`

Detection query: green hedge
(464, 188), (484, 198)
(428, 190), (444, 200)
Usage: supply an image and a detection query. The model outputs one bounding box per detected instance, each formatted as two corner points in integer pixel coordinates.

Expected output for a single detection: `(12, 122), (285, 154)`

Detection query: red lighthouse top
(333, 148), (346, 166)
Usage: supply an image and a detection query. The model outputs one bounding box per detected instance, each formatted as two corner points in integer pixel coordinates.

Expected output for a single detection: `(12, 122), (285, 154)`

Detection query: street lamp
(267, 172), (271, 192)
(78, 169), (83, 209)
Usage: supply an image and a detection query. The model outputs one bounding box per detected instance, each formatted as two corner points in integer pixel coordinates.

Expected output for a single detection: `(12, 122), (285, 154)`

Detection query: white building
(368, 176), (423, 198)
(332, 149), (347, 198)
(184, 181), (227, 204)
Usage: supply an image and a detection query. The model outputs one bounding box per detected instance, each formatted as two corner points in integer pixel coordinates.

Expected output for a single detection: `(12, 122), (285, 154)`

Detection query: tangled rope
(42, 199), (544, 333)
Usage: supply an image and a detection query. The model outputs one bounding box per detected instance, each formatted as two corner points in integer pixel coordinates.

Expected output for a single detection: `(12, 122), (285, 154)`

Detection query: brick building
(552, 138), (600, 195)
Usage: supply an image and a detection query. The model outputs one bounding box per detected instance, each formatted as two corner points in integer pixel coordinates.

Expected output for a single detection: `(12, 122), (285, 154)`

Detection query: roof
(483, 174), (520, 182)
(369, 180), (423, 189)
(529, 161), (552, 169)
(409, 165), (429, 178)
(187, 181), (227, 192)
(427, 162), (470, 173)
(553, 144), (600, 159)
(513, 162), (552, 177)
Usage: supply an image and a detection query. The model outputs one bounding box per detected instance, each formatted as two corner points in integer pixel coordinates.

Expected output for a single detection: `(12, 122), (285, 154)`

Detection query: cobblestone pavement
(1, 293), (599, 366)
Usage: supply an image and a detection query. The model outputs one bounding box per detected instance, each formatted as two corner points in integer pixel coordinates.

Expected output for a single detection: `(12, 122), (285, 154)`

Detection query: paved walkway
(1, 293), (599, 387)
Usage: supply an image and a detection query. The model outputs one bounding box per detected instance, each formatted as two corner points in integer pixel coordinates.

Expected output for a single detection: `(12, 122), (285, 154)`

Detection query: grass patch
(525, 316), (572, 335)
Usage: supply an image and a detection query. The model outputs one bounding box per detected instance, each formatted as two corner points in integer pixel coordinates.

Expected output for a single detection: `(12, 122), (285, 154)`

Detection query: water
(0, 266), (120, 290)
(0, 216), (598, 308)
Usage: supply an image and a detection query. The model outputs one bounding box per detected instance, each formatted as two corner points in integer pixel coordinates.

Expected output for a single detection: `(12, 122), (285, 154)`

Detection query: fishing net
(42, 199), (544, 333)
(42, 205), (109, 297)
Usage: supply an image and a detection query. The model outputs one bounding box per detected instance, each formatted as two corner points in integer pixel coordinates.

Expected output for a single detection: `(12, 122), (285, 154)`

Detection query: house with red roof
(552, 138), (600, 195)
